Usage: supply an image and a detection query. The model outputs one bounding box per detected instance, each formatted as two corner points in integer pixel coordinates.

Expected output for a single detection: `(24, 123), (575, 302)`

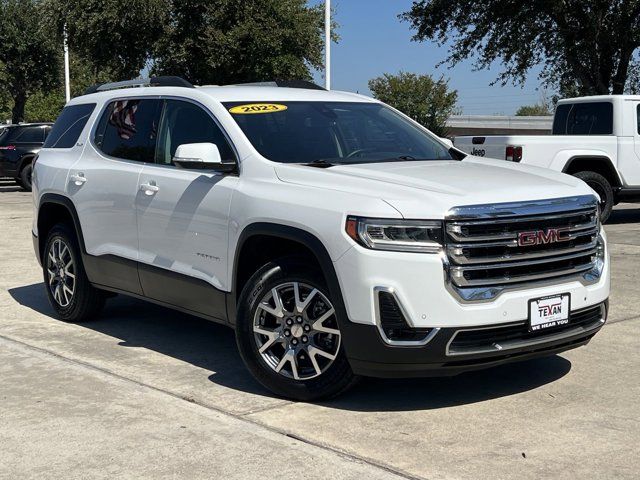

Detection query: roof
(70, 85), (377, 105)
(196, 85), (376, 103)
(0, 122), (52, 128)
(556, 94), (640, 104)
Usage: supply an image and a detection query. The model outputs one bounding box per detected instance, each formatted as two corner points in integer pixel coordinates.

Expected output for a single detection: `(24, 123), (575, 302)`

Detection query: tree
(153, 0), (329, 85)
(368, 72), (458, 137)
(515, 104), (552, 116)
(0, 0), (60, 123)
(44, 0), (169, 81)
(401, 1), (640, 96)
(515, 91), (554, 116)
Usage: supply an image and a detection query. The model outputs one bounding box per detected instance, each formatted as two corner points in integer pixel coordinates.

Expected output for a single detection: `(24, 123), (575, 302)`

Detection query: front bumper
(342, 300), (607, 378)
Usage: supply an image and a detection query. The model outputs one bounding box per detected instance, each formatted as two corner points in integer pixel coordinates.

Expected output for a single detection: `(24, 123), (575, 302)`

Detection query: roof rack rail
(84, 76), (194, 95)
(230, 80), (325, 90)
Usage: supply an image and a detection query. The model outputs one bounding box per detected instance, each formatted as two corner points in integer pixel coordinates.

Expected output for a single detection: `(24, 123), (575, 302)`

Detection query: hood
(274, 156), (596, 219)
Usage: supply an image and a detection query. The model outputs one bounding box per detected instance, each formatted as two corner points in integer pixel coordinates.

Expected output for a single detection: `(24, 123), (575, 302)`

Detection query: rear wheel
(43, 224), (107, 322)
(18, 162), (33, 191)
(573, 171), (613, 223)
(235, 256), (358, 401)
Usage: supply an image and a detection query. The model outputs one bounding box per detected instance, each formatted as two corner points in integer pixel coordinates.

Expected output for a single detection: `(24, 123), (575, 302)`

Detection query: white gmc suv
(32, 77), (610, 400)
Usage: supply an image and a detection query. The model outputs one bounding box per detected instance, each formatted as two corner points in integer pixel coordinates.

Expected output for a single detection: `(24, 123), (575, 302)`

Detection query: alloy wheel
(46, 238), (76, 307)
(253, 281), (341, 380)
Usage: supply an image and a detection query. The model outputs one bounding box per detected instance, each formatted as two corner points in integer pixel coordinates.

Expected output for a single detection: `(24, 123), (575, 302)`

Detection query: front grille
(446, 197), (600, 289)
(447, 302), (605, 356)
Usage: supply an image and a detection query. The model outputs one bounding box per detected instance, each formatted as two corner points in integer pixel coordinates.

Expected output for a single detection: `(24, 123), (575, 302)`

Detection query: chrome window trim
(373, 286), (440, 347)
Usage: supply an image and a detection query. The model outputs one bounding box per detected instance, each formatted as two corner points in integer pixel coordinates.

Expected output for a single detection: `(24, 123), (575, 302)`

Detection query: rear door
(69, 98), (162, 294)
(136, 98), (238, 320)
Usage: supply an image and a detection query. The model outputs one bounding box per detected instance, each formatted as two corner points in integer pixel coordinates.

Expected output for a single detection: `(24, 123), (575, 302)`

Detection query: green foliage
(0, 0), (60, 123)
(1, 0), (334, 123)
(402, 1), (640, 96)
(368, 72), (458, 137)
(44, 0), (169, 81)
(24, 89), (65, 122)
(515, 104), (552, 116)
(153, 0), (330, 85)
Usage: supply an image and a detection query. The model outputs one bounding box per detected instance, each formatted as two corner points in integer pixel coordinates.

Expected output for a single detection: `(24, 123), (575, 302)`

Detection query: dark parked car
(0, 123), (52, 191)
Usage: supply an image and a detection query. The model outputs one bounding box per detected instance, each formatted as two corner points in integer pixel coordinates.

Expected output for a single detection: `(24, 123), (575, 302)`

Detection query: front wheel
(573, 171), (613, 223)
(235, 257), (358, 401)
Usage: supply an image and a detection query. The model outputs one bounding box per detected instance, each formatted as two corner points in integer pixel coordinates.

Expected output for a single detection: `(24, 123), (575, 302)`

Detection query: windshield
(224, 101), (454, 164)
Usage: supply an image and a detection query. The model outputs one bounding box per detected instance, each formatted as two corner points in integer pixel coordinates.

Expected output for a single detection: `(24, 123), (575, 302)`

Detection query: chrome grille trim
(452, 262), (595, 287)
(446, 195), (599, 220)
(447, 238), (598, 265)
(443, 195), (604, 302)
(446, 214), (598, 242)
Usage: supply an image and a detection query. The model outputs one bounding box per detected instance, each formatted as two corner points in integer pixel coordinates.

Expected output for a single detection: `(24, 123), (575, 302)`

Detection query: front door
(136, 99), (238, 321)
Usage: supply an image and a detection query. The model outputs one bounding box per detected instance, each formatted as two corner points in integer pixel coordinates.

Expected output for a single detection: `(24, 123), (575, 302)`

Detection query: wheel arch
(18, 153), (36, 173)
(562, 156), (622, 189)
(36, 194), (86, 262)
(228, 223), (346, 326)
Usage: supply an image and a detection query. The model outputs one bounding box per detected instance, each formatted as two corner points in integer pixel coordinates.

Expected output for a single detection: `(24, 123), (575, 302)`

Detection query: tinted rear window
(44, 104), (96, 148)
(552, 102), (613, 135)
(94, 99), (161, 162)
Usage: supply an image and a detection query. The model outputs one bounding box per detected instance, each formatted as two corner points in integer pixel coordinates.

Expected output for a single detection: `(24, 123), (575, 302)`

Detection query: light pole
(63, 25), (71, 103)
(325, 0), (331, 90)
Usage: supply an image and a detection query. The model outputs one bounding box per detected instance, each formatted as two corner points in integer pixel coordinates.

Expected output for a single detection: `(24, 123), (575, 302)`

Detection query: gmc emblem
(517, 227), (571, 247)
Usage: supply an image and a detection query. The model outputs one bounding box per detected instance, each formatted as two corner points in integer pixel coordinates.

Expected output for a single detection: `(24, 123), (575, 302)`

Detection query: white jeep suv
(32, 77), (610, 400)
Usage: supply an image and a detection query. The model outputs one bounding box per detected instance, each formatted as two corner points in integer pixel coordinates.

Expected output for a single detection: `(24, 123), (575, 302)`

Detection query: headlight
(345, 216), (443, 253)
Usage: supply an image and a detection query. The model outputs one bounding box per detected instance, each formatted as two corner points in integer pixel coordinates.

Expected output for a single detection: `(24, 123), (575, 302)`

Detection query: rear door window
(552, 102), (613, 135)
(44, 104), (96, 148)
(95, 99), (161, 162)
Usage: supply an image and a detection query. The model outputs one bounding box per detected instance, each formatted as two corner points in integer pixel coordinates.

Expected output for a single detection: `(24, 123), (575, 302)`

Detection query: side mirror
(172, 143), (235, 172)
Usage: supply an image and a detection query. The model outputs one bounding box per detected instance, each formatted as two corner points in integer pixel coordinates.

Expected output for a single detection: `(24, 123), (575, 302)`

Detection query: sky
(309, 0), (544, 115)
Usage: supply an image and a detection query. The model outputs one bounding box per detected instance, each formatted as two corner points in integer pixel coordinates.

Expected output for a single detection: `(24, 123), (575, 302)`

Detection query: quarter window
(95, 99), (161, 162)
(155, 100), (235, 165)
(44, 103), (96, 148)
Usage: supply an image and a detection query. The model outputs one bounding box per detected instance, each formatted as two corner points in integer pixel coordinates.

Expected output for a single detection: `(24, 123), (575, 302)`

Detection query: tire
(43, 223), (107, 322)
(235, 256), (358, 401)
(573, 171), (614, 223)
(18, 162), (33, 192)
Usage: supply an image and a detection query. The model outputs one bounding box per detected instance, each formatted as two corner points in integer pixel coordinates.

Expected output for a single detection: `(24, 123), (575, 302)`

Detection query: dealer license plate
(528, 294), (570, 332)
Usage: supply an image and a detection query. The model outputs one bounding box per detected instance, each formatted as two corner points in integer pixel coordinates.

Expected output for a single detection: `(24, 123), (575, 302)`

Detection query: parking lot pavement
(1, 180), (639, 479)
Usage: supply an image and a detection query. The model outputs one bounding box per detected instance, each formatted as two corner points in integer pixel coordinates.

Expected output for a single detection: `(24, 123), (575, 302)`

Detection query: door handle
(140, 182), (159, 195)
(70, 173), (87, 186)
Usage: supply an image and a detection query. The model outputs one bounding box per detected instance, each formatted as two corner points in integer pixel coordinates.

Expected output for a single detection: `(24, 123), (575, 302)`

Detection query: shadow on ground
(0, 179), (24, 193)
(607, 206), (640, 225)
(9, 282), (572, 412)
